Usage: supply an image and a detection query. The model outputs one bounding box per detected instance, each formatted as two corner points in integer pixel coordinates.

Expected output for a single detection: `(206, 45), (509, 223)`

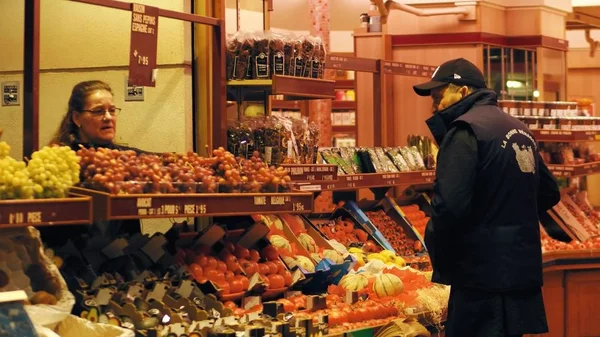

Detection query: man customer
(413, 58), (561, 337)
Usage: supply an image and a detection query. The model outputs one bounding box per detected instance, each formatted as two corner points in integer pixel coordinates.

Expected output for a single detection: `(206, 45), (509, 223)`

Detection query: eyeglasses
(81, 107), (121, 118)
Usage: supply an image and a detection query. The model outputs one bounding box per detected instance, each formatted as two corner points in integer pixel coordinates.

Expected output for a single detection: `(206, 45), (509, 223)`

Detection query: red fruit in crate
(189, 263), (203, 278)
(281, 270), (293, 286)
(249, 249), (260, 262)
(265, 262), (278, 275)
(224, 270), (234, 280)
(241, 260), (258, 275)
(229, 279), (245, 293)
(194, 254), (208, 267)
(206, 257), (218, 270)
(259, 274), (270, 288)
(364, 241), (377, 253)
(234, 245), (250, 260)
(354, 229), (368, 242)
(258, 263), (270, 275)
(274, 260), (286, 274)
(223, 301), (238, 309)
(197, 276), (208, 284)
(216, 261), (228, 273)
(216, 280), (231, 295)
(276, 299), (297, 312)
(268, 274), (285, 289)
(205, 269), (224, 282)
(233, 308), (246, 316)
(262, 245), (279, 261)
(236, 275), (250, 291)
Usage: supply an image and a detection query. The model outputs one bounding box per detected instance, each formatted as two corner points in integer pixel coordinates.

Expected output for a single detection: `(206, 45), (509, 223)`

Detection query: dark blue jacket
(425, 89), (560, 291)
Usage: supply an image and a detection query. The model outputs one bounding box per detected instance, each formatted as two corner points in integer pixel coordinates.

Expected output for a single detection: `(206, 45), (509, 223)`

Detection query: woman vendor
(44, 80), (145, 243)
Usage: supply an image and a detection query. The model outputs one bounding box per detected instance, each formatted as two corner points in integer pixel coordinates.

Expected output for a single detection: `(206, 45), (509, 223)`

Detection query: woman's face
(72, 90), (117, 145)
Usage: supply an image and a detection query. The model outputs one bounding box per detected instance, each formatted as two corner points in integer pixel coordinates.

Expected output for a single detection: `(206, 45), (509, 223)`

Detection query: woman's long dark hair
(49, 80), (113, 146)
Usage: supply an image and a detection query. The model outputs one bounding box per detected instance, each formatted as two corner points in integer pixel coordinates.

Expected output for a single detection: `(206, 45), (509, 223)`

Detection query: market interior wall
(0, 0), (193, 160)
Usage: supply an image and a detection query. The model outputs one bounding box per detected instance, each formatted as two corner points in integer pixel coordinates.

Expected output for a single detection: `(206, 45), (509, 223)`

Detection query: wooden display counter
(526, 250), (600, 337)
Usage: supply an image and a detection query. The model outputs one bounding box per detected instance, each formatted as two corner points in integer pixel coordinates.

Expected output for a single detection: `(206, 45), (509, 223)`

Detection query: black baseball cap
(413, 58), (486, 96)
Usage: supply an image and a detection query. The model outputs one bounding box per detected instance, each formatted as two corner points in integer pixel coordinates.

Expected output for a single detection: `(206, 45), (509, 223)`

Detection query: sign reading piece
(129, 3), (159, 87)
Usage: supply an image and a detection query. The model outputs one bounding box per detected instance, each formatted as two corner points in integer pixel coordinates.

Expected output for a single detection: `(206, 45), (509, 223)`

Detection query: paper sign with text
(129, 3), (158, 87)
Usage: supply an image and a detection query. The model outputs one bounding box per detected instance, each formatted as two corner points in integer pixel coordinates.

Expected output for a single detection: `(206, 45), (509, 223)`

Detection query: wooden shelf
(294, 171), (435, 192)
(0, 194), (92, 228)
(382, 61), (437, 78)
(326, 55), (379, 73)
(271, 100), (303, 110)
(548, 162), (600, 178)
(332, 125), (357, 133)
(227, 76), (335, 100)
(281, 164), (338, 183)
(332, 101), (356, 110)
(334, 80), (355, 89)
(533, 129), (600, 142)
(71, 188), (314, 221)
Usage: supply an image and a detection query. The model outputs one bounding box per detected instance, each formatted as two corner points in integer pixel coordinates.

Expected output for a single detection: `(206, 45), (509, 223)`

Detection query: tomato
(236, 275), (249, 290)
(258, 263), (270, 275)
(265, 262), (278, 275)
(215, 280), (230, 295)
(249, 249), (260, 262)
(206, 257), (218, 270)
(226, 258), (240, 272)
(281, 270), (293, 286)
(262, 245), (279, 261)
(276, 299), (296, 312)
(233, 308), (246, 316)
(267, 274), (285, 289)
(223, 301), (238, 309)
(259, 274), (270, 288)
(234, 245), (250, 260)
(328, 310), (348, 327)
(192, 254), (207, 267)
(197, 276), (208, 284)
(224, 270), (234, 279)
(273, 260), (286, 274)
(229, 279), (245, 293)
(189, 263), (203, 277)
(241, 260), (259, 275)
(216, 261), (228, 273)
(204, 269), (224, 282)
(325, 294), (341, 307)
(356, 307), (370, 320)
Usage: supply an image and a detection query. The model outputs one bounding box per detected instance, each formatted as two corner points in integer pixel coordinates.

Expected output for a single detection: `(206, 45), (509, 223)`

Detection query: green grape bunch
(0, 141), (40, 200)
(27, 146), (81, 198)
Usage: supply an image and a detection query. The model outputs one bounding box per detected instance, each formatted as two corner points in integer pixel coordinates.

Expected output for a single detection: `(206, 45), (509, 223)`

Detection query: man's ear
(460, 86), (469, 98)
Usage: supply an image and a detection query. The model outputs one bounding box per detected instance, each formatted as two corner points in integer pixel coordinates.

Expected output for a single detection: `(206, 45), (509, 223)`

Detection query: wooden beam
(567, 9), (600, 30)
(23, 0), (40, 157)
(71, 0), (220, 26)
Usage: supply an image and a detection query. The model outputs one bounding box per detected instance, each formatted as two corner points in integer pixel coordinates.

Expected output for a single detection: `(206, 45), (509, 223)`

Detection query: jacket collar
(426, 89), (498, 145)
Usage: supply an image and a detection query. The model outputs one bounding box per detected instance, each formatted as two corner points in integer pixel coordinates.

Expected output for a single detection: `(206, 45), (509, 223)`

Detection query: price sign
(129, 3), (159, 87)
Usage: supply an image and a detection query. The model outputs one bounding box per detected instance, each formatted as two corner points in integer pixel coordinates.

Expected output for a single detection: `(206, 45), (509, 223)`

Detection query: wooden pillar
(23, 0), (40, 157)
(308, 0), (332, 148)
(194, 0), (226, 152)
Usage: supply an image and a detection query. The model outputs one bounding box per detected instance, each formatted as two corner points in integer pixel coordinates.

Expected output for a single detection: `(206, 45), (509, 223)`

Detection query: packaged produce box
(354, 197), (427, 257)
(280, 214), (356, 285)
(250, 214), (334, 294)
